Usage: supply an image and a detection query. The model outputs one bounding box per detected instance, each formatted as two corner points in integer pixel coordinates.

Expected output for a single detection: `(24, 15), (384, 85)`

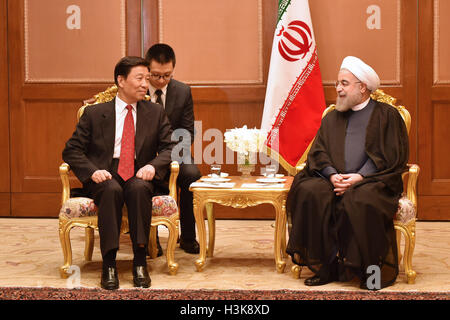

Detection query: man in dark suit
(145, 44), (201, 254)
(62, 56), (175, 290)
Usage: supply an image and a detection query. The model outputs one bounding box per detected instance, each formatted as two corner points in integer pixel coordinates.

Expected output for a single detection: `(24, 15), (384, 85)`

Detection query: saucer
(256, 178), (287, 183)
(262, 173), (284, 178)
(207, 172), (229, 178)
(201, 177), (232, 183)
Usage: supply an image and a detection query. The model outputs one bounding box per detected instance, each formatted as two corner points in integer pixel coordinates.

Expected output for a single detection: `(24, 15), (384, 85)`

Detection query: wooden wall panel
(310, 0), (401, 84)
(0, 0), (10, 216)
(158, 0), (263, 84)
(11, 99), (86, 192)
(0, 194), (10, 217)
(417, 0), (450, 219)
(432, 103), (450, 181)
(11, 193), (60, 217)
(24, 0), (126, 83)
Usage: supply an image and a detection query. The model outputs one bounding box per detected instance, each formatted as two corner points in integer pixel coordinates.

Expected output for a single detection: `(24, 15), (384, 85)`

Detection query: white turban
(340, 56), (380, 91)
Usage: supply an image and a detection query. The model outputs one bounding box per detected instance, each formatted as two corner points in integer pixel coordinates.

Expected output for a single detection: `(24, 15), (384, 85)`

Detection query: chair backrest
(77, 85), (151, 121)
(296, 89), (411, 171)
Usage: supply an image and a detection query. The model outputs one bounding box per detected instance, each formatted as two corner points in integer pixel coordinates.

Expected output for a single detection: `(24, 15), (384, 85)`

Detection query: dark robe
(286, 99), (409, 288)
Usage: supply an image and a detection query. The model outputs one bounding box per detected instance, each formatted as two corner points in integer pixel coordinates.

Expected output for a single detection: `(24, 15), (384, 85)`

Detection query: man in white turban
(286, 56), (409, 290)
(335, 56), (380, 112)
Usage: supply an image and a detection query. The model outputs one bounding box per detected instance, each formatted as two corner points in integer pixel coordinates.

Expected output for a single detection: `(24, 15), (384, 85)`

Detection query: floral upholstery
(59, 197), (97, 219)
(151, 195), (178, 217)
(394, 195), (416, 224)
(59, 195), (178, 219)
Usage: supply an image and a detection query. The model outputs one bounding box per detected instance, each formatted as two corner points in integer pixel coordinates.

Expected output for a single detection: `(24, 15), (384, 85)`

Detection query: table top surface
(189, 175), (294, 193)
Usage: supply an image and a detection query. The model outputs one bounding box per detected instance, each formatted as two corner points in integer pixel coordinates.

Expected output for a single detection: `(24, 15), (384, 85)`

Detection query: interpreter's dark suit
(62, 99), (175, 256)
(164, 79), (201, 241)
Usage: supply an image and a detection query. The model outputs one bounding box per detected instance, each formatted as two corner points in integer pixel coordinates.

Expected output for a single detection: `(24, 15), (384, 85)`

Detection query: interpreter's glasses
(150, 73), (173, 81)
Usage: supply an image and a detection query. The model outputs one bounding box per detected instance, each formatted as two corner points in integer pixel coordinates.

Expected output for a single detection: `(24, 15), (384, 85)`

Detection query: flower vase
(237, 163), (255, 179)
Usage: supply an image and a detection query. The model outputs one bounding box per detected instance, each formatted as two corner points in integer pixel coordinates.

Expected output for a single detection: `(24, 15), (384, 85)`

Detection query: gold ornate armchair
(59, 85), (180, 278)
(291, 89), (419, 284)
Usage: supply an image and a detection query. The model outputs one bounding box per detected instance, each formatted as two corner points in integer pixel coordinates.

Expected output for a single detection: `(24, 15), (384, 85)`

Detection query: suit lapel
(135, 101), (151, 158)
(164, 80), (176, 119)
(101, 100), (116, 161)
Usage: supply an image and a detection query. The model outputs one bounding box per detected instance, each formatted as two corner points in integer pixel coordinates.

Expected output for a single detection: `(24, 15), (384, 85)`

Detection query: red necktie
(118, 105), (135, 181)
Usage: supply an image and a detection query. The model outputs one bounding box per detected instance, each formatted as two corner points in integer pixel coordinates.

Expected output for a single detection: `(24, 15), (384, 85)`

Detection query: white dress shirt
(113, 95), (137, 158)
(148, 84), (168, 108)
(351, 97), (370, 111)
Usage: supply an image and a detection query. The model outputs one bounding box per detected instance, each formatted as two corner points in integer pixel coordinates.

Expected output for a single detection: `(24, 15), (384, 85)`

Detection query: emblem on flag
(261, 0), (326, 175)
(277, 20), (312, 62)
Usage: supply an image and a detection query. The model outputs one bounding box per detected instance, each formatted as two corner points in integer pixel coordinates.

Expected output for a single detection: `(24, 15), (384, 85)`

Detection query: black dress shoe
(101, 266), (119, 290)
(146, 237), (163, 257)
(180, 239), (200, 254)
(304, 275), (334, 286)
(156, 237), (163, 257)
(133, 265), (151, 288)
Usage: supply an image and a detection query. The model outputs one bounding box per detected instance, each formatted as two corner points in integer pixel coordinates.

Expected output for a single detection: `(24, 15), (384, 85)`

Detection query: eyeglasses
(335, 80), (361, 88)
(150, 73), (173, 81)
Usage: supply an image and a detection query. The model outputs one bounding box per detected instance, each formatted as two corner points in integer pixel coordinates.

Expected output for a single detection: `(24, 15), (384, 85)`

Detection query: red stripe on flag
(266, 51), (325, 167)
(278, 65), (325, 166)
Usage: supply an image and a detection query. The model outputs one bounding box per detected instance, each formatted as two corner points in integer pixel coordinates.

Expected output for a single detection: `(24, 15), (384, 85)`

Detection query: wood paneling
(311, 0), (402, 84)
(0, 0), (10, 200)
(419, 196), (450, 220)
(0, 194), (10, 217)
(24, 0), (126, 83)
(417, 0), (450, 219)
(157, 0), (263, 84)
(11, 193), (60, 217)
(2, 0), (448, 220)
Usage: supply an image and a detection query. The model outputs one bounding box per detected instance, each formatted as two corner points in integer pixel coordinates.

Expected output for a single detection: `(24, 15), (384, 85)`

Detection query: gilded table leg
(205, 202), (215, 258)
(273, 201), (286, 273)
(193, 195), (207, 272)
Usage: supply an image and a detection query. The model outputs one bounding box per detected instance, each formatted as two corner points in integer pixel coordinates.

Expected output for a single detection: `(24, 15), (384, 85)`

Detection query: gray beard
(335, 93), (362, 112)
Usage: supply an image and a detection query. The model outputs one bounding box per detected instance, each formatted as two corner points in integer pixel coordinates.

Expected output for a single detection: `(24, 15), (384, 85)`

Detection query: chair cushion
(59, 195), (178, 219)
(152, 195), (178, 217)
(59, 197), (97, 219)
(394, 196), (416, 224)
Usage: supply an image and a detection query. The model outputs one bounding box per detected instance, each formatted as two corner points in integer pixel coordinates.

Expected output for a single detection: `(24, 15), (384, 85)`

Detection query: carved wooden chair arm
(59, 163), (71, 205)
(168, 161), (180, 202)
(403, 163), (420, 209)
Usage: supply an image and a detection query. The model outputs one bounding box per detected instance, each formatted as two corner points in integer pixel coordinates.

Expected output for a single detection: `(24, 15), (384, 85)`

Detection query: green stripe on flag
(278, 0), (291, 24)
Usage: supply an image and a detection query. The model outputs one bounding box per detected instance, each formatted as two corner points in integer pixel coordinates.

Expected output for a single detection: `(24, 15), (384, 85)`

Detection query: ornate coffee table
(189, 176), (293, 273)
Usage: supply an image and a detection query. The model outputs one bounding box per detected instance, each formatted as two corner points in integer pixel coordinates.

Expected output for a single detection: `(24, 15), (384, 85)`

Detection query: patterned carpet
(0, 218), (448, 301)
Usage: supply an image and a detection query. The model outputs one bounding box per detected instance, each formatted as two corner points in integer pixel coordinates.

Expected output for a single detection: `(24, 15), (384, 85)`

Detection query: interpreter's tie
(117, 105), (135, 181)
(155, 89), (164, 107)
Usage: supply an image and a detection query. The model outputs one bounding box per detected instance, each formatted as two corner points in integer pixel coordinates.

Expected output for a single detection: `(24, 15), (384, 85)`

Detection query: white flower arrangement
(224, 126), (267, 164)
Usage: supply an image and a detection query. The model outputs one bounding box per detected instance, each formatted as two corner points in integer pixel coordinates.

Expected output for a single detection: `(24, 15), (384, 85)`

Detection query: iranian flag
(261, 0), (325, 175)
